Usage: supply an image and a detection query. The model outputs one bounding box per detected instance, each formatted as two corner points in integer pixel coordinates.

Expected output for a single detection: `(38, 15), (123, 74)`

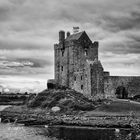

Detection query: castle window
(62, 51), (64, 56)
(85, 50), (88, 56)
(81, 85), (83, 90)
(81, 76), (83, 80)
(61, 66), (63, 71)
(74, 76), (76, 81)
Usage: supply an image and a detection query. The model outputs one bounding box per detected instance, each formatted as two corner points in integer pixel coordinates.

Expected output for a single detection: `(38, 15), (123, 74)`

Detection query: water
(48, 125), (132, 140)
(0, 106), (133, 140)
(0, 123), (54, 140)
(0, 123), (134, 140)
(0, 106), (58, 140)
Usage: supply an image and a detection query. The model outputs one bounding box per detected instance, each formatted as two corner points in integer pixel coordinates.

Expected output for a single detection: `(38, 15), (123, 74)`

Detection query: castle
(49, 30), (140, 98)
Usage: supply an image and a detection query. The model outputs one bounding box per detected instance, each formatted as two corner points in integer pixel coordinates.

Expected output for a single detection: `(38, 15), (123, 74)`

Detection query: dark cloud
(100, 10), (140, 32)
(0, 56), (53, 77)
(0, 6), (11, 21)
(8, 0), (26, 5)
(126, 32), (140, 42)
(100, 39), (140, 54)
(0, 0), (139, 90)
(0, 38), (52, 50)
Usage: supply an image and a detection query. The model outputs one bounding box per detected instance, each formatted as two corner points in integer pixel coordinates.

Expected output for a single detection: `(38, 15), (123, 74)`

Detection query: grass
(27, 89), (95, 111)
(85, 99), (140, 117)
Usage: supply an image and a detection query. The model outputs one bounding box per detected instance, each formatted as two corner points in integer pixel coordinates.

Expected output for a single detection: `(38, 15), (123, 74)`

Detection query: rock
(47, 79), (57, 89)
(51, 106), (61, 112)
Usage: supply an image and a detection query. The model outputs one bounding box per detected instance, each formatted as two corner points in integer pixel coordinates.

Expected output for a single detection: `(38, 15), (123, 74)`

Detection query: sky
(0, 0), (140, 93)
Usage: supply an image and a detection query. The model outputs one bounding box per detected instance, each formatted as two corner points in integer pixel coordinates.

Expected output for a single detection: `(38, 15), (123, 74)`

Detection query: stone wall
(54, 42), (69, 87)
(54, 30), (140, 99)
(71, 40), (100, 96)
(54, 31), (102, 97)
(72, 41), (89, 94)
(54, 44), (59, 83)
(89, 60), (104, 97)
(89, 42), (98, 60)
(104, 76), (140, 98)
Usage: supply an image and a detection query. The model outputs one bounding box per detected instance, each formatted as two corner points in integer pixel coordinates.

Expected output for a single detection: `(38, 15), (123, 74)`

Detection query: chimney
(59, 30), (65, 43)
(67, 31), (70, 37)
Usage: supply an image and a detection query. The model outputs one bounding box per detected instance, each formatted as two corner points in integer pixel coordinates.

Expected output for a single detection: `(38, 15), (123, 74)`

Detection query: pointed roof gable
(65, 31), (91, 42)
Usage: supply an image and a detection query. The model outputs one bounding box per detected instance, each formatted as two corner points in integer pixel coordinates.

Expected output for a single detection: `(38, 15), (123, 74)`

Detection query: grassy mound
(27, 89), (95, 112)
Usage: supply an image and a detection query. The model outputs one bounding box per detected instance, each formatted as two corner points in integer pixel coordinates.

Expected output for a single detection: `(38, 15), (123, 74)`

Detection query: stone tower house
(54, 30), (104, 97)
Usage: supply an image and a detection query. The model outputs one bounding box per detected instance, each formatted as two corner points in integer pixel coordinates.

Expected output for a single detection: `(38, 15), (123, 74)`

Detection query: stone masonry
(50, 30), (140, 98)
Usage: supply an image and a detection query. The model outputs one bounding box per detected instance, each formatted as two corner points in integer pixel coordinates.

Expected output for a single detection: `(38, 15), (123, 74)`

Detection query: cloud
(99, 9), (140, 32)
(0, 57), (53, 76)
(0, 60), (33, 68)
(0, 6), (10, 21)
(0, 0), (139, 91)
(0, 75), (47, 93)
(100, 52), (140, 76)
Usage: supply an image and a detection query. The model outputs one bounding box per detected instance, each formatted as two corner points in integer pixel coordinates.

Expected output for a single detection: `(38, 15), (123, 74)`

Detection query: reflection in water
(0, 106), (133, 140)
(0, 123), (57, 140)
(0, 123), (133, 140)
(47, 125), (132, 140)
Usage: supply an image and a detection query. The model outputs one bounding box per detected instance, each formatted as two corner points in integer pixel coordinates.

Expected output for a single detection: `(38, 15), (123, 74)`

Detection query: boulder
(47, 79), (57, 89)
(51, 106), (61, 112)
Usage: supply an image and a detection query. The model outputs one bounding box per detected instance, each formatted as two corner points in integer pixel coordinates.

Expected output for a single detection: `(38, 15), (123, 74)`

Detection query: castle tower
(54, 30), (104, 97)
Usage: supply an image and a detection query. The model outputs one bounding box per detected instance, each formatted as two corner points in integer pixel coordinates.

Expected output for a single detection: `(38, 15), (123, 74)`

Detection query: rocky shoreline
(0, 105), (139, 129)
(1, 102), (140, 140)
(1, 89), (140, 140)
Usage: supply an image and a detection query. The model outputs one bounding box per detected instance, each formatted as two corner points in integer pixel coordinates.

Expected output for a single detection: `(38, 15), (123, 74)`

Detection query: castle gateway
(50, 30), (140, 98)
